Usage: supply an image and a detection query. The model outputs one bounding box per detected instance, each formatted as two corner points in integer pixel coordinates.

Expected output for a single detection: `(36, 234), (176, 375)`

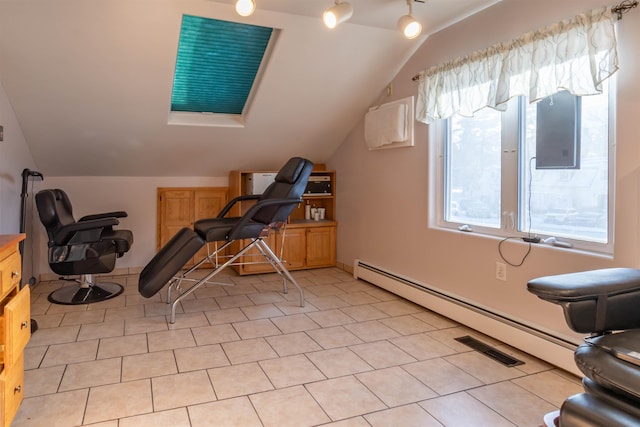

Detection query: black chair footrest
(138, 228), (205, 298)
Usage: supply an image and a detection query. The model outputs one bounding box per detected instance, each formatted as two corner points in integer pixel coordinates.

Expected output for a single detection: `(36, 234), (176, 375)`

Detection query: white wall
(329, 0), (640, 342)
(0, 80), (39, 281)
(0, 80), (38, 232)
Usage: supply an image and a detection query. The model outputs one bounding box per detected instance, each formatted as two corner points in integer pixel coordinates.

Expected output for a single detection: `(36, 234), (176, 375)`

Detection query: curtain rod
(411, 0), (638, 82)
(612, 0), (638, 18)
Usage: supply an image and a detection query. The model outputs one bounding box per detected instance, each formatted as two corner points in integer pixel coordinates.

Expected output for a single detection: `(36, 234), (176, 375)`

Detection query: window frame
(431, 82), (616, 255)
(167, 15), (279, 128)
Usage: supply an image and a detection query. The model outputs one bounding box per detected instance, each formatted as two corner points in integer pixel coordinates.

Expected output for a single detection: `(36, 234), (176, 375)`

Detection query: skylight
(169, 15), (275, 127)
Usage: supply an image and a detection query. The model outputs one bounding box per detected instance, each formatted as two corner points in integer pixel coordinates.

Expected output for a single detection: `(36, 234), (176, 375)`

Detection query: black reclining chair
(139, 157), (314, 323)
(528, 268), (640, 426)
(36, 189), (134, 305)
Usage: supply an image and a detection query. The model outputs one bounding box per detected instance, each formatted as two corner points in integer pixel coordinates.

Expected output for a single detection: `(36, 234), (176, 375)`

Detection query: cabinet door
(0, 251), (21, 297)
(4, 286), (30, 367)
(3, 353), (24, 427)
(278, 228), (306, 270)
(158, 190), (193, 249)
(306, 226), (336, 267)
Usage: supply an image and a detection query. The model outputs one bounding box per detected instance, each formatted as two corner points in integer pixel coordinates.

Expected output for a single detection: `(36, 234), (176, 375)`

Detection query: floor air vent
(455, 336), (524, 367)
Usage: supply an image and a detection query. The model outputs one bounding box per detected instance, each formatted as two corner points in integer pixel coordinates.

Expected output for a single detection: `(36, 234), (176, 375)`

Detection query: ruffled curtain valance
(416, 6), (618, 124)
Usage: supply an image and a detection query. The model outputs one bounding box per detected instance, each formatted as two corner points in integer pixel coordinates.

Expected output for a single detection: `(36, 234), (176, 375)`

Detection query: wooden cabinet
(157, 188), (228, 267)
(228, 168), (337, 275)
(277, 224), (336, 270)
(0, 234), (30, 427)
(278, 227), (306, 270)
(305, 225), (336, 267)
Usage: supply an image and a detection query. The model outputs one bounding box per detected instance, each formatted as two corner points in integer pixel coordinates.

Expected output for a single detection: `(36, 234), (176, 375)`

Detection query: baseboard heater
(353, 260), (582, 376)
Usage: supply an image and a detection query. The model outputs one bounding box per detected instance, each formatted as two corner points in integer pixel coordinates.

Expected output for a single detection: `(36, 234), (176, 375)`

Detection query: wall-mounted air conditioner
(364, 96), (414, 150)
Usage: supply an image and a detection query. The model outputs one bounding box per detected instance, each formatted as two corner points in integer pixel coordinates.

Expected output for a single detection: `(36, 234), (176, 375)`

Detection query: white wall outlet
(496, 262), (507, 281)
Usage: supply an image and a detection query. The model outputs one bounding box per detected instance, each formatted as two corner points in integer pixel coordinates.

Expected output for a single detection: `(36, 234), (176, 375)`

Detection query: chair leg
(169, 241), (254, 323)
(166, 241), (234, 305)
(166, 238), (305, 323)
(48, 274), (124, 305)
(256, 239), (305, 308)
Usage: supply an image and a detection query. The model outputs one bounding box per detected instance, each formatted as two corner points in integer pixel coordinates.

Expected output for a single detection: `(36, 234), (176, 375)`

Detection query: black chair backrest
(253, 157), (314, 225)
(36, 189), (77, 243)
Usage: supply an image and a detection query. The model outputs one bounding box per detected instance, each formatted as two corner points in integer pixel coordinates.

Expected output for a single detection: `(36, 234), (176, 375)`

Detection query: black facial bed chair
(138, 157), (314, 323)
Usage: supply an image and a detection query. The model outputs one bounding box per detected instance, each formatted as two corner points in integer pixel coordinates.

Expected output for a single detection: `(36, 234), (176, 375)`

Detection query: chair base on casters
(48, 274), (124, 305)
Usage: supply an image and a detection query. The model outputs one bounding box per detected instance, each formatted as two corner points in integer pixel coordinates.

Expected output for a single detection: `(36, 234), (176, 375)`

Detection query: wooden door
(193, 189), (228, 264)
(194, 189), (228, 220)
(158, 190), (193, 250)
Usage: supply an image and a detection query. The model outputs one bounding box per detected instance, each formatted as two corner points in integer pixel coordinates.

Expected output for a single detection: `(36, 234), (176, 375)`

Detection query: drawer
(2, 353), (24, 427)
(3, 286), (31, 366)
(0, 252), (21, 297)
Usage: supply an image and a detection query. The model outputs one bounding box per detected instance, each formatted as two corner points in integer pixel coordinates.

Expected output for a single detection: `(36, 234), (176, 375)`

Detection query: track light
(234, 0), (421, 37)
(397, 0), (422, 39)
(323, 1), (353, 29)
(235, 0), (256, 17)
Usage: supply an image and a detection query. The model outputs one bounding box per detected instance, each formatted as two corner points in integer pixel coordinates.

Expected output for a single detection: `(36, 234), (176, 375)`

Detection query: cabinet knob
(14, 385), (21, 394)
(11, 270), (19, 278)
(21, 321), (29, 329)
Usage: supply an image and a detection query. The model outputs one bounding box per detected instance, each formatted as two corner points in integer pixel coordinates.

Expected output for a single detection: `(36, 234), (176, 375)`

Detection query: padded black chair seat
(194, 217), (265, 242)
(138, 227), (204, 298)
(560, 391), (640, 427)
(527, 268), (640, 333)
(558, 378), (640, 427)
(574, 330), (640, 402)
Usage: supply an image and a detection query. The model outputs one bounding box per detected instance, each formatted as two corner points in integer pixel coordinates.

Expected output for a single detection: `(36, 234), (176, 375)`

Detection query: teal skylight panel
(171, 15), (273, 115)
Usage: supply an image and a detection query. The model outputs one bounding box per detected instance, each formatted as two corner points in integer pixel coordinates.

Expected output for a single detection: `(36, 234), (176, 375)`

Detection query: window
(445, 107), (502, 229)
(438, 82), (613, 250)
(169, 15), (276, 127)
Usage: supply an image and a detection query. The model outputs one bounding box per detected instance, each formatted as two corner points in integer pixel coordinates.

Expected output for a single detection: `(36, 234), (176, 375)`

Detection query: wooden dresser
(0, 234), (30, 426)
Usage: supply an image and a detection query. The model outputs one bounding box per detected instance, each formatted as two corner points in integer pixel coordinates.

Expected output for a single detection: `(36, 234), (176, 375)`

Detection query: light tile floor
(15, 267), (582, 426)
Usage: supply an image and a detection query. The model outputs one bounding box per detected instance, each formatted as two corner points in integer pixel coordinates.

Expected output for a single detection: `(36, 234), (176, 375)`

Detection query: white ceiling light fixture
(323, 1), (353, 29)
(235, 0), (256, 17)
(397, 0), (422, 39)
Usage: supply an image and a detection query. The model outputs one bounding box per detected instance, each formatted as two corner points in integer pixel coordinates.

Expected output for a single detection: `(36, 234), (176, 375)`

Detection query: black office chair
(528, 268), (640, 426)
(139, 157), (314, 323)
(35, 189), (134, 304)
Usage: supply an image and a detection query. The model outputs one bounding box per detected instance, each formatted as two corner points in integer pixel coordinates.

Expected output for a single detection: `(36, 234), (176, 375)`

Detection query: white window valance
(416, 6), (618, 124)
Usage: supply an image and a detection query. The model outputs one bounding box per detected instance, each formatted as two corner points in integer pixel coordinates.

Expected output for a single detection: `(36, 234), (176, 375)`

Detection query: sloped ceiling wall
(0, 0), (500, 177)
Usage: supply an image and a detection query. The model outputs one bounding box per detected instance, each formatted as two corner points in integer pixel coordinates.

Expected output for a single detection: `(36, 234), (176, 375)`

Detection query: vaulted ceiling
(0, 0), (500, 177)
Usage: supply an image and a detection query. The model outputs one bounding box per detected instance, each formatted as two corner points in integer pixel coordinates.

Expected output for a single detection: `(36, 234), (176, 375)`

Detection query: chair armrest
(217, 195), (261, 218)
(79, 211), (128, 221)
(51, 217), (119, 246)
(228, 197), (301, 239)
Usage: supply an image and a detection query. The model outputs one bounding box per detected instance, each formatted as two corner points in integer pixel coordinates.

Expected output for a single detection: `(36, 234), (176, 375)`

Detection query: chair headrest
(36, 189), (76, 230)
(275, 157), (309, 184)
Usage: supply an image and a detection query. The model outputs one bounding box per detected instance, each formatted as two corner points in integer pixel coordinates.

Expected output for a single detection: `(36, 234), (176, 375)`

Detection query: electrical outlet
(496, 262), (507, 281)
